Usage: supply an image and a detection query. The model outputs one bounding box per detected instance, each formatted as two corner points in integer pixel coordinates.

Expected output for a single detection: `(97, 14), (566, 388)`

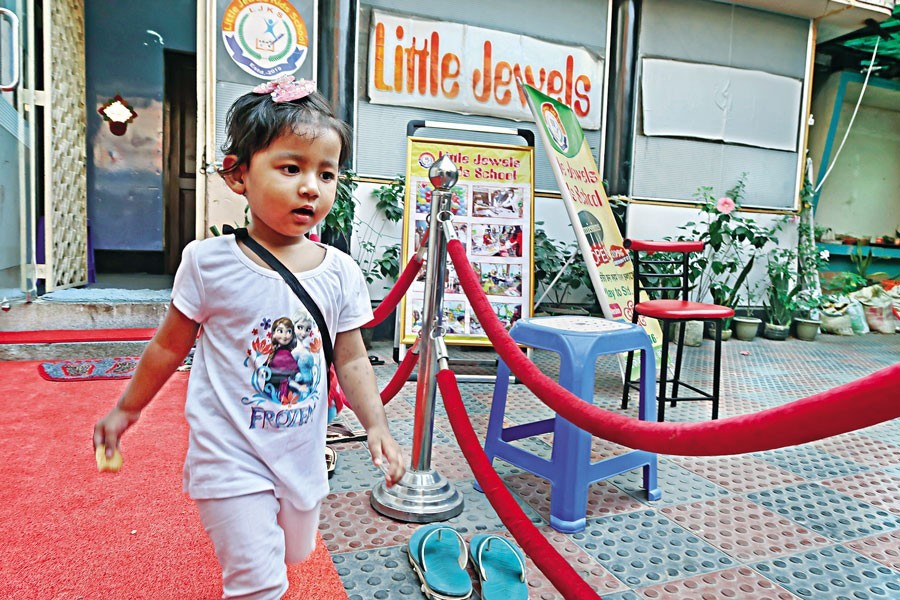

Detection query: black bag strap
(223, 225), (334, 380)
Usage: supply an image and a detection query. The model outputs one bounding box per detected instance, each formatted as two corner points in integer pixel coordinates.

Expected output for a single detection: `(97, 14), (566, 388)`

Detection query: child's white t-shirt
(172, 235), (373, 510)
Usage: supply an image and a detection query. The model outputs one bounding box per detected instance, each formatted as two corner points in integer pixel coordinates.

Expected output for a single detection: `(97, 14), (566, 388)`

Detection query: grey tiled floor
(325, 333), (899, 599)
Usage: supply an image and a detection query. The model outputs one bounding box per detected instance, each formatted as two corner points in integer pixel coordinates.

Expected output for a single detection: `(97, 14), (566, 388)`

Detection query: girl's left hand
(367, 427), (405, 487)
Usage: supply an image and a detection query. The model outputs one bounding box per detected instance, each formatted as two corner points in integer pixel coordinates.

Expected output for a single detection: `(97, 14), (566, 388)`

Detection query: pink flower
(716, 197), (736, 214)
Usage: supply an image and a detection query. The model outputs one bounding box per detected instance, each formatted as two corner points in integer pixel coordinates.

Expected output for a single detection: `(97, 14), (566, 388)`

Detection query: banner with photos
(521, 82), (664, 371)
(400, 138), (535, 346)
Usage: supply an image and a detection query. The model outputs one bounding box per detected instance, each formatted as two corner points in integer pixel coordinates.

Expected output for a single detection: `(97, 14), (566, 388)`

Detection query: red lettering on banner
(373, 20), (594, 118)
(444, 152), (470, 165)
(404, 36), (429, 94)
(574, 74), (591, 116)
(429, 32), (439, 96)
(394, 26), (404, 91)
(565, 182), (605, 207)
(442, 54), (460, 98)
(373, 23), (391, 91)
(556, 158), (598, 184)
(472, 41), (493, 103)
(494, 61), (513, 105)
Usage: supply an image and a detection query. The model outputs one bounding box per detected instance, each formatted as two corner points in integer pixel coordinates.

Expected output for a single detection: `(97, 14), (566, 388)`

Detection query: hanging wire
(813, 37), (881, 194)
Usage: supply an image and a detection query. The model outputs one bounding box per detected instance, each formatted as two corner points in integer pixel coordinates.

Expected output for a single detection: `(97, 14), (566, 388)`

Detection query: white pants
(196, 491), (321, 600)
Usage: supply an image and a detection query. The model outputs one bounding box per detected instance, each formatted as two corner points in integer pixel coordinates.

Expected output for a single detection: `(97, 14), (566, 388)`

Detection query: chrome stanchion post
(370, 155), (464, 522)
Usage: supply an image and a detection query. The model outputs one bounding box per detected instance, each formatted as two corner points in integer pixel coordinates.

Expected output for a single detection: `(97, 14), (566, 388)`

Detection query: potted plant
(318, 170), (359, 253)
(792, 186), (829, 341)
(355, 175), (405, 288)
(533, 223), (594, 315)
(350, 176), (406, 348)
(762, 247), (802, 340)
(732, 278), (764, 341)
(793, 289), (822, 341)
(675, 174), (778, 342)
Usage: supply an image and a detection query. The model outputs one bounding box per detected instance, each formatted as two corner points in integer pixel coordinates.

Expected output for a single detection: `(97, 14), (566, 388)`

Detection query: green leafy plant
(533, 223), (593, 307)
(763, 247), (802, 326)
(319, 170), (358, 250)
(634, 251), (683, 300)
(355, 175), (405, 285)
(675, 173), (778, 311)
(793, 288), (823, 320)
(850, 243), (889, 284)
(821, 271), (867, 296)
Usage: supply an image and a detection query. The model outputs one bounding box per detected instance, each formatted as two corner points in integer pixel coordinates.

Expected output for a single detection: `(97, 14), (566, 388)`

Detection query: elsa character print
(266, 317), (299, 403)
(290, 313), (322, 400)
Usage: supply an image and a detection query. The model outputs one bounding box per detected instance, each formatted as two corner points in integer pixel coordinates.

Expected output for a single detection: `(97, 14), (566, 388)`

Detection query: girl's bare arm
(93, 304), (200, 454)
(333, 329), (405, 485)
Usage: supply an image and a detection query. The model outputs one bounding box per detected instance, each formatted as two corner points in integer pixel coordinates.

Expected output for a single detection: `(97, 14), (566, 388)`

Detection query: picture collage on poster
(401, 139), (534, 346)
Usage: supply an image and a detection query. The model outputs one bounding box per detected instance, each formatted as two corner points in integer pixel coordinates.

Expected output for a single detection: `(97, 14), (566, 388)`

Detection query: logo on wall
(541, 103), (568, 154)
(221, 0), (309, 80)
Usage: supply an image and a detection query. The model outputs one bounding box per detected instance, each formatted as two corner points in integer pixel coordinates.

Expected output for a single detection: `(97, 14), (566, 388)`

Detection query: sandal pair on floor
(326, 420), (367, 445)
(325, 446), (336, 479)
(407, 524), (528, 599)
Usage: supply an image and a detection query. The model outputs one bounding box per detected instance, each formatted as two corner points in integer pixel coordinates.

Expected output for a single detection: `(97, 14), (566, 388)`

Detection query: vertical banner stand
(371, 155), (465, 522)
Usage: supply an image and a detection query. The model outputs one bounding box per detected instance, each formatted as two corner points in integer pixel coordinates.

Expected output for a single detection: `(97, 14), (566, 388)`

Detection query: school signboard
(399, 137), (535, 346)
(521, 82), (664, 371)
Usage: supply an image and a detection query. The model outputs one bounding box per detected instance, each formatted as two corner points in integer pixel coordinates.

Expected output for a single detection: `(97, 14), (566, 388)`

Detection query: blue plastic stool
(482, 315), (660, 533)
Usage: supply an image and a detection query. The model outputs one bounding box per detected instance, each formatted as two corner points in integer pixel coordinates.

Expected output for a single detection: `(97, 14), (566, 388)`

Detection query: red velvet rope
(436, 369), (601, 600)
(447, 239), (900, 455)
(379, 340), (419, 405)
(363, 255), (424, 329)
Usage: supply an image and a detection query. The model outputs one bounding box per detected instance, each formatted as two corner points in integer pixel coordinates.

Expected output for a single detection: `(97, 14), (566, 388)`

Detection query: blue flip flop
(468, 534), (528, 600)
(407, 524), (473, 600)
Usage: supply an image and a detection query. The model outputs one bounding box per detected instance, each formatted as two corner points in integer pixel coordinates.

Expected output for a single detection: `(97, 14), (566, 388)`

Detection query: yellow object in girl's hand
(95, 444), (123, 472)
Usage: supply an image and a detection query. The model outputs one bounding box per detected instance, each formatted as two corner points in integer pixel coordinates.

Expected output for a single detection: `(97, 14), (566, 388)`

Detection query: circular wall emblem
(417, 152), (436, 169)
(541, 103), (568, 154)
(221, 0), (309, 80)
(539, 101), (584, 158)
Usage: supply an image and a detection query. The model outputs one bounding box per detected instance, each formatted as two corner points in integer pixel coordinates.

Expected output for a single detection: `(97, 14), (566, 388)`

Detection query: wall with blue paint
(85, 1), (196, 251)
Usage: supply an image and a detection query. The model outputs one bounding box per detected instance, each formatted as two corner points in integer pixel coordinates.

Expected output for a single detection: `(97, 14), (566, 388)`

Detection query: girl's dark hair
(220, 88), (352, 174)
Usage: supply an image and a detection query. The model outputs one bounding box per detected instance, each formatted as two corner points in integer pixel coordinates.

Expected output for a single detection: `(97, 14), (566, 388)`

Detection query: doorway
(163, 50), (198, 275)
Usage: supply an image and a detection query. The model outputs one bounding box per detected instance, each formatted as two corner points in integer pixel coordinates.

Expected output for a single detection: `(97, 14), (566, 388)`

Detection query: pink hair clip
(252, 75), (316, 103)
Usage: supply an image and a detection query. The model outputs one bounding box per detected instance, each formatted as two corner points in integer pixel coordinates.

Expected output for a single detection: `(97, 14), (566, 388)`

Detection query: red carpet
(0, 360), (347, 599)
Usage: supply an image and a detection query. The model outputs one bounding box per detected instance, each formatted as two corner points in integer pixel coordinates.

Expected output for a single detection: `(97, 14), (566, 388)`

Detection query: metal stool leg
(621, 349), (635, 409)
(671, 319), (687, 405)
(711, 321), (723, 420)
(658, 322), (670, 422)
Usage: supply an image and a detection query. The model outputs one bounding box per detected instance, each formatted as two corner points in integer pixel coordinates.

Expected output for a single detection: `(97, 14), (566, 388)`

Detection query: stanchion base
(370, 469), (464, 523)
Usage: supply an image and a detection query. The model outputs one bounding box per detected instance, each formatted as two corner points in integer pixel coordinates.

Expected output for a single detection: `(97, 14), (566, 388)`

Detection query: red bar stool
(620, 239), (734, 421)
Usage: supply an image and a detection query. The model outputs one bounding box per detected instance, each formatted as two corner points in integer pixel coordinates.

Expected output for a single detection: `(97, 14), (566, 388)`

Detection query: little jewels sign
(368, 10), (604, 129)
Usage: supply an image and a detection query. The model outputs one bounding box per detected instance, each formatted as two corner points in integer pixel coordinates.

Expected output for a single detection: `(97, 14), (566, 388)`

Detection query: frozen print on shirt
(242, 308), (323, 429)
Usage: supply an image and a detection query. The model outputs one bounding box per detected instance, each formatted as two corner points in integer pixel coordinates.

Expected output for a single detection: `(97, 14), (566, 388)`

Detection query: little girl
(93, 75), (405, 598)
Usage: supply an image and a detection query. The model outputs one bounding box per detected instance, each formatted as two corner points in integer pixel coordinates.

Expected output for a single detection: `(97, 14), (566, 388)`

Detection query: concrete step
(0, 291), (169, 361)
(1, 286), (398, 361)
(1, 340), (154, 361)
